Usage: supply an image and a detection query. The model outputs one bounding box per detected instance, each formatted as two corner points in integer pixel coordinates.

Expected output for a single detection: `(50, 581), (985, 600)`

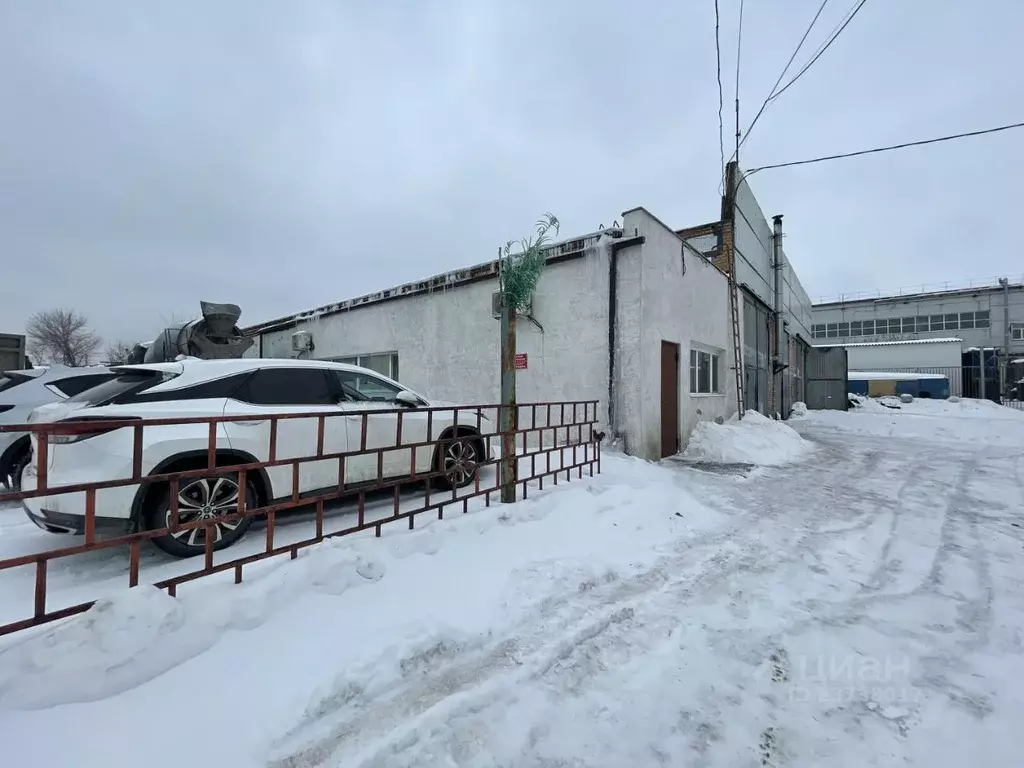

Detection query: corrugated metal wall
(780, 332), (808, 416)
(743, 294), (771, 414)
(805, 346), (849, 411)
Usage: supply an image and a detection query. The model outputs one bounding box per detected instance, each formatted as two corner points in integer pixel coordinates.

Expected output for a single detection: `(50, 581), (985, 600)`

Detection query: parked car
(1, 365), (117, 491)
(20, 358), (491, 557)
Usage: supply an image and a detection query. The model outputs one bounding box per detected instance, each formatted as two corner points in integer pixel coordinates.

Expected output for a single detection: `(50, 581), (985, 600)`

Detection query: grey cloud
(1, 0), (1022, 343)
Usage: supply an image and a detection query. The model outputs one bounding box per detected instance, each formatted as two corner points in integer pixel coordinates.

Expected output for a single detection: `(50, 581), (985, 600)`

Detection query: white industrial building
(245, 207), (740, 460)
(810, 279), (1024, 358)
(245, 165), (824, 458)
(814, 337), (964, 370)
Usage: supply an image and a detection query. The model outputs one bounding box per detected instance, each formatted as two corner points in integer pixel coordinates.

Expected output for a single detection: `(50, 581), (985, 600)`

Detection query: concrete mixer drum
(140, 301), (254, 363)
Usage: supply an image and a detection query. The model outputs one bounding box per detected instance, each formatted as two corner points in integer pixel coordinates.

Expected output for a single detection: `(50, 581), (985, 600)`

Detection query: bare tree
(104, 340), (136, 366)
(160, 310), (193, 328)
(25, 309), (102, 367)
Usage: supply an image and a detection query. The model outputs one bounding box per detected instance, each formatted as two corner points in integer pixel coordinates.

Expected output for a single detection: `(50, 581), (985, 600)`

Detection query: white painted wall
(818, 340), (963, 369)
(251, 213), (737, 462)
(621, 208), (737, 458)
(255, 243), (617, 437)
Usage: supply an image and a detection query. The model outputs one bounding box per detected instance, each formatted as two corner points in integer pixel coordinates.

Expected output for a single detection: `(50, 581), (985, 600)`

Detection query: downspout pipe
(772, 214), (784, 418)
(607, 234), (646, 437)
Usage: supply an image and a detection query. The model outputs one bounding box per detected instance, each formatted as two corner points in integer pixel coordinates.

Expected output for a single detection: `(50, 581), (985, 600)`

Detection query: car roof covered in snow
(112, 357), (365, 376)
(110, 357), (408, 393)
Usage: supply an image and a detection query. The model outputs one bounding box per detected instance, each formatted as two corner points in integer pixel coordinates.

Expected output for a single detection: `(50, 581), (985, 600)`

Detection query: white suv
(20, 358), (490, 557)
(1, 365), (117, 490)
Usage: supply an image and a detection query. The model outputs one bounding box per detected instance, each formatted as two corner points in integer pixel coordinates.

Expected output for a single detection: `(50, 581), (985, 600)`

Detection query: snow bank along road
(1, 399), (1023, 767)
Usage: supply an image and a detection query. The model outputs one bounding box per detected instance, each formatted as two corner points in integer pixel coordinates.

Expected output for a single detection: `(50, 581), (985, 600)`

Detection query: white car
(1, 365), (117, 490)
(21, 358), (490, 558)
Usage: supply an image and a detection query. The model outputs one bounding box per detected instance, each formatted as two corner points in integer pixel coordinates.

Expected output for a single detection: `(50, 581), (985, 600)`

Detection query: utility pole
(725, 162), (745, 419)
(497, 214), (559, 503)
(499, 295), (517, 504)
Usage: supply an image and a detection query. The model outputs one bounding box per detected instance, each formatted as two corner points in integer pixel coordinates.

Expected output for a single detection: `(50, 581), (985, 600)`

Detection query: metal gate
(784, 337), (809, 414)
(743, 295), (770, 415)
(805, 346), (849, 411)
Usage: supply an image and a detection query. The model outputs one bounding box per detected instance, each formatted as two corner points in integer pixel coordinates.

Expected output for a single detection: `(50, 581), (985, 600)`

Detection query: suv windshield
(66, 371), (166, 406)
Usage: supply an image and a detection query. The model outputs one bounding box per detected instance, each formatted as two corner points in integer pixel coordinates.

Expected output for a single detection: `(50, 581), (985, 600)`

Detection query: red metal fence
(0, 400), (600, 637)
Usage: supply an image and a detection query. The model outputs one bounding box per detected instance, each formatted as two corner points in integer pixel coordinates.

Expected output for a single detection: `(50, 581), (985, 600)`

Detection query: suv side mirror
(394, 390), (420, 408)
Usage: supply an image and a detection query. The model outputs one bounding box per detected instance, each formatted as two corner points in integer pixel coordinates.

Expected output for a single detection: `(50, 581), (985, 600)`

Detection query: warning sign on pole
(514, 353), (528, 370)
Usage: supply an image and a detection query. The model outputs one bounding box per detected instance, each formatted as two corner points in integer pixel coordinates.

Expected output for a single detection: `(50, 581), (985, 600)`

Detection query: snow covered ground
(1, 400), (1023, 767)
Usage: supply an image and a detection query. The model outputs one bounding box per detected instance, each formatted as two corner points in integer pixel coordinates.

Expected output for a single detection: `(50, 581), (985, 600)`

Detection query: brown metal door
(660, 341), (679, 458)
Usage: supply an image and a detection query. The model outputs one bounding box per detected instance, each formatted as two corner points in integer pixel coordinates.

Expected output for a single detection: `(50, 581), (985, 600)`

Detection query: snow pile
(789, 401), (808, 417)
(683, 410), (813, 466)
(0, 544), (391, 711)
(0, 587), (221, 710)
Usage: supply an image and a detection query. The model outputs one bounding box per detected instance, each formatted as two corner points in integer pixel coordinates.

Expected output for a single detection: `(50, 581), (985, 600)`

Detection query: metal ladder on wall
(728, 271), (745, 418)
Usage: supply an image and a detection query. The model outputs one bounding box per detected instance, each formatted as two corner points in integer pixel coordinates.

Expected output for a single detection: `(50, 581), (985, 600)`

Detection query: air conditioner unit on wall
(491, 290), (533, 319)
(291, 330), (314, 352)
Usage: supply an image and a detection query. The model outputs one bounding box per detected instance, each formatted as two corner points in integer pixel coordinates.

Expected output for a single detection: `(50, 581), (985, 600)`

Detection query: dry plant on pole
(497, 213), (559, 502)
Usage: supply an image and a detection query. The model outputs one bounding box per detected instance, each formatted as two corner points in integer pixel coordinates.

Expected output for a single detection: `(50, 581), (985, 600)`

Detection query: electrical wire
(734, 0), (831, 158)
(745, 121), (1024, 175)
(771, 0), (868, 102)
(734, 0), (745, 158)
(714, 0), (725, 189)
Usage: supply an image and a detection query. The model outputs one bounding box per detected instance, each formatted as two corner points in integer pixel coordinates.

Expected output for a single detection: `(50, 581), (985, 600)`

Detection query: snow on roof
(244, 228), (618, 336)
(813, 337), (962, 348)
(848, 371), (949, 381)
(1012, 359), (1024, 364)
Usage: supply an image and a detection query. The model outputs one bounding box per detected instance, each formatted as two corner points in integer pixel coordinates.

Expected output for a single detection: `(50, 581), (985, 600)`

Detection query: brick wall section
(675, 220), (734, 277)
(715, 218), (734, 277)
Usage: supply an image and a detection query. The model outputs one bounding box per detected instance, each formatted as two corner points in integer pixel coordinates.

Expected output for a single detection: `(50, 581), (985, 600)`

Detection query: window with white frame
(1012, 325), (1024, 341)
(689, 348), (721, 394)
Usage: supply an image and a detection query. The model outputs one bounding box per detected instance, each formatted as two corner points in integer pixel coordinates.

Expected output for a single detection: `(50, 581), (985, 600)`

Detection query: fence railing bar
(0, 402), (600, 638)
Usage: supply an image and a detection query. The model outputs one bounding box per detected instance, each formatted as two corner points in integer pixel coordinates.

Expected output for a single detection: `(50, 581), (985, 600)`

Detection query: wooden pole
(499, 302), (517, 502)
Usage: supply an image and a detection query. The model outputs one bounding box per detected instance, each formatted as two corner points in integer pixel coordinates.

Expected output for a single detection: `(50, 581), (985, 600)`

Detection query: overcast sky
(1, 1), (1022, 344)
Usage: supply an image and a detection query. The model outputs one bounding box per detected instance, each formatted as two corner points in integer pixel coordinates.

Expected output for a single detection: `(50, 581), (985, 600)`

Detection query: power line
(746, 121), (1024, 175)
(733, 0), (745, 159)
(735, 0), (831, 157)
(771, 0), (868, 102)
(714, 0), (725, 189)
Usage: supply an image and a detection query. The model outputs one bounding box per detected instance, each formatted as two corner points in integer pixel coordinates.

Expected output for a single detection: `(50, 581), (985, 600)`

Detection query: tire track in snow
(269, 423), (1017, 767)
(267, 512), (805, 767)
(268, 431), (895, 767)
